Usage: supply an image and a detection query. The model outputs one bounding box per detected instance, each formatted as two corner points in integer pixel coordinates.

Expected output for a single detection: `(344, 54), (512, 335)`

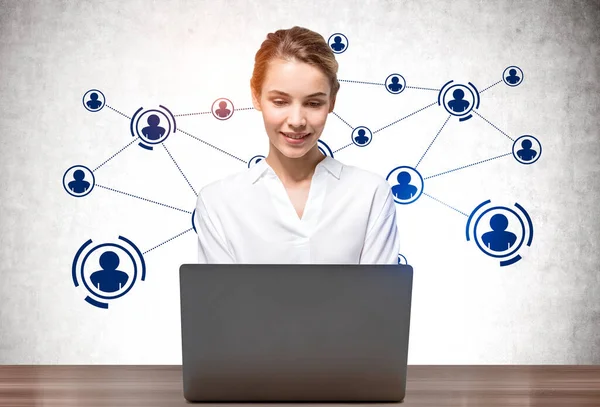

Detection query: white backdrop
(0, 0), (599, 364)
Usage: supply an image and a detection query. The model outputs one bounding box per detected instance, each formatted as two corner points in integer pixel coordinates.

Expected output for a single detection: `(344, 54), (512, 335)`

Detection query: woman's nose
(287, 105), (306, 127)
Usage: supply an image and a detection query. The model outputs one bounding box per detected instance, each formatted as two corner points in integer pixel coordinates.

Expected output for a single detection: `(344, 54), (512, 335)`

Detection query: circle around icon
(192, 209), (197, 234)
(385, 74), (406, 94)
(386, 166), (424, 205)
(398, 254), (408, 265)
(248, 155), (265, 168)
(63, 165), (95, 197)
(502, 66), (524, 87)
(351, 126), (372, 147)
(327, 33), (348, 54)
(135, 109), (172, 145)
(318, 140), (334, 157)
(512, 135), (541, 165)
(80, 243), (138, 300)
(442, 84), (475, 117)
(212, 98), (234, 120)
(473, 206), (525, 259)
(82, 89), (105, 112)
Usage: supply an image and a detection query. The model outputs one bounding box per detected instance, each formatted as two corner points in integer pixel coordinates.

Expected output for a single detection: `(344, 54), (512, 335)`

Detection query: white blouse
(195, 156), (400, 264)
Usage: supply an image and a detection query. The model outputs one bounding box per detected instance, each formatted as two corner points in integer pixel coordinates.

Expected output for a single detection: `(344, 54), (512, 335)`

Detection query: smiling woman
(195, 26), (400, 264)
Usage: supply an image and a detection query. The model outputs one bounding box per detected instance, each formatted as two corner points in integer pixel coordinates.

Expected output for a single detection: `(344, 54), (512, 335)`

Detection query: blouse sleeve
(359, 185), (400, 264)
(196, 191), (236, 264)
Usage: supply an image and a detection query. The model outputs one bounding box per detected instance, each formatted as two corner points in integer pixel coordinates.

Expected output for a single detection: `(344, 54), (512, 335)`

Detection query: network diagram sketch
(66, 33), (540, 308)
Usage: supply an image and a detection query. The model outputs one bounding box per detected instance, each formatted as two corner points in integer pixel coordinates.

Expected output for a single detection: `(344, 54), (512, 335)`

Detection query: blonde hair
(250, 26), (340, 102)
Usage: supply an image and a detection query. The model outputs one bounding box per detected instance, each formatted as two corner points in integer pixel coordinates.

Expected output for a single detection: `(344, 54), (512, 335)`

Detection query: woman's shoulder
(338, 161), (391, 191)
(336, 161), (394, 213)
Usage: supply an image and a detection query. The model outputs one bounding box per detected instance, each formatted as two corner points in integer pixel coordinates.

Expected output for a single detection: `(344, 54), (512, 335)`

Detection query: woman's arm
(196, 192), (236, 263)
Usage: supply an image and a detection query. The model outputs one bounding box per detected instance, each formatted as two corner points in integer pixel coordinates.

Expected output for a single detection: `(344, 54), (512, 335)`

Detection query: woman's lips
(281, 132), (310, 144)
(281, 132), (309, 139)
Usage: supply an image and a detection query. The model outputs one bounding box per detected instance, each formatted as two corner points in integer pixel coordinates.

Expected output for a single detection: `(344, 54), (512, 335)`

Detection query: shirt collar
(249, 155), (342, 184)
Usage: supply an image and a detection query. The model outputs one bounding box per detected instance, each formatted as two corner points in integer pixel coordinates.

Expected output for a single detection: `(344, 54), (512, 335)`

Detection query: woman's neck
(265, 146), (325, 186)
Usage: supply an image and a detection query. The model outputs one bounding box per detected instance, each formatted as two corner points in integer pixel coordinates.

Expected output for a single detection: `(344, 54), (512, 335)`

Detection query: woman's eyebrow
(268, 90), (328, 98)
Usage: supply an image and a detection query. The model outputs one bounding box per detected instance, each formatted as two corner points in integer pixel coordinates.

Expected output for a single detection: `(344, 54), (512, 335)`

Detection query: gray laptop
(179, 264), (413, 402)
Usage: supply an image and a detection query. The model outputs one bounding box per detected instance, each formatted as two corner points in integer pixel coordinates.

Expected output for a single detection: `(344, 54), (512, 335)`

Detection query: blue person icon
(86, 92), (103, 110)
(354, 129), (369, 145)
(68, 170), (91, 194)
(330, 35), (345, 52)
(141, 114), (166, 141)
(448, 89), (470, 113)
(505, 68), (521, 85)
(90, 251), (129, 293)
(481, 214), (517, 252)
(215, 101), (231, 118)
(392, 171), (418, 200)
(517, 139), (537, 161)
(388, 76), (403, 92)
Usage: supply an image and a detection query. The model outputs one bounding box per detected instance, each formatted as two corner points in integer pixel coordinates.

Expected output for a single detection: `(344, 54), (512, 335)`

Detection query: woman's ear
(251, 85), (262, 112)
(328, 96), (336, 113)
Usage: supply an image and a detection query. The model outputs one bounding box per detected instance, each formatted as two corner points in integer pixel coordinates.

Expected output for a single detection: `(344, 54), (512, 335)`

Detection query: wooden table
(1, 365), (599, 406)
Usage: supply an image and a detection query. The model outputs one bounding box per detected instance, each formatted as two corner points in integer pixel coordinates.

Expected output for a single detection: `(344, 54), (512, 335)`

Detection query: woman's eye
(272, 100), (322, 108)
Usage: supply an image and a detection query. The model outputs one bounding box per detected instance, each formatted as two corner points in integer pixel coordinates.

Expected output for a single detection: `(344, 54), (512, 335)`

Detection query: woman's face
(252, 58), (335, 159)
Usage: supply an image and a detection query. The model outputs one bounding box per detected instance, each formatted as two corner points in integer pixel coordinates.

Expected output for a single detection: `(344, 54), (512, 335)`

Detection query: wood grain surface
(0, 365), (599, 406)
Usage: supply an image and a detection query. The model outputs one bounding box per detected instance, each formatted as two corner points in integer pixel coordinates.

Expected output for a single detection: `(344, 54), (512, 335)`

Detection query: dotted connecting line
(174, 111), (211, 117)
(339, 80), (440, 91)
(96, 184), (192, 214)
(415, 114), (452, 169)
(472, 110), (514, 141)
(339, 79), (384, 86)
(424, 152), (513, 180)
(480, 80), (503, 94)
(423, 193), (468, 217)
(161, 144), (198, 197)
(93, 139), (137, 172)
(373, 101), (437, 134)
(406, 86), (440, 91)
(333, 101), (439, 153)
(178, 128), (247, 164)
(143, 227), (194, 255)
(174, 107), (256, 117)
(333, 142), (354, 154)
(105, 105), (131, 120)
(332, 111), (354, 130)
